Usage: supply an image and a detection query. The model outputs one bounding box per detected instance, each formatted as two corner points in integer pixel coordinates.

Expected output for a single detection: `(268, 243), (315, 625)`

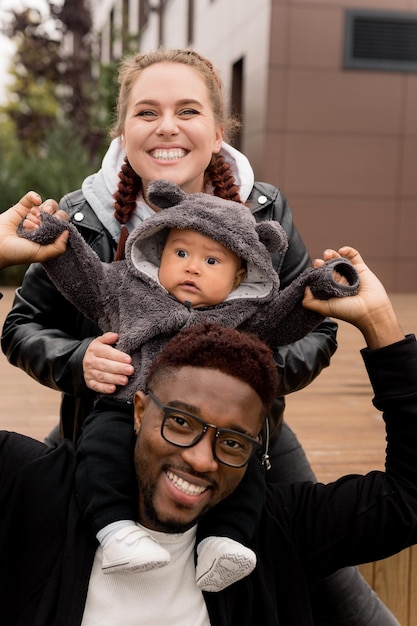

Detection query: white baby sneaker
(196, 536), (256, 592)
(102, 524), (170, 574)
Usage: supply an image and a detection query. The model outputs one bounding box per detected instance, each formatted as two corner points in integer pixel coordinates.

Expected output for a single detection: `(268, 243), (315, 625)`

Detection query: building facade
(88, 0), (417, 292)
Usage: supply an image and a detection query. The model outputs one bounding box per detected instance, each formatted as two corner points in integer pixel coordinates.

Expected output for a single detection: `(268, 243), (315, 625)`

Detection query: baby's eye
(206, 257), (219, 266)
(176, 249), (188, 258)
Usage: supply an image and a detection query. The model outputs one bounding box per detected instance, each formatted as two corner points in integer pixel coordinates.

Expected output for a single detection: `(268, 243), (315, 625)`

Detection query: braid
(206, 154), (243, 203)
(113, 158), (141, 260)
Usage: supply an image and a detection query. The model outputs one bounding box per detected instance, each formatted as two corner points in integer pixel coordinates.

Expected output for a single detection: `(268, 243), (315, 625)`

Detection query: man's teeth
(151, 148), (187, 160)
(167, 470), (207, 496)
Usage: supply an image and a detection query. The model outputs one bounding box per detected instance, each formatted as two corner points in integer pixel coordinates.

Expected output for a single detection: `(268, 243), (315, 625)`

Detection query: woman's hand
(302, 246), (404, 349)
(83, 333), (135, 394)
(0, 191), (69, 269)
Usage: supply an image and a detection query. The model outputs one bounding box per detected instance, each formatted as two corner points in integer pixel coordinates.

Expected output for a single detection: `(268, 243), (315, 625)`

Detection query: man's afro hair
(145, 321), (279, 410)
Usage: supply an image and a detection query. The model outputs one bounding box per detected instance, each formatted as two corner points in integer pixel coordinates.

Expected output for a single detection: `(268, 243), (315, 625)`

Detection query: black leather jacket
(1, 182), (338, 440)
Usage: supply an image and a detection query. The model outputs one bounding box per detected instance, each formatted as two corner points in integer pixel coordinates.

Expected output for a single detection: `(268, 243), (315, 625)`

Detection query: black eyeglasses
(147, 390), (263, 469)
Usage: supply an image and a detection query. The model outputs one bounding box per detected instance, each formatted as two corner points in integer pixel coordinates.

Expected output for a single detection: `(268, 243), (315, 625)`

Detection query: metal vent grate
(344, 9), (417, 72)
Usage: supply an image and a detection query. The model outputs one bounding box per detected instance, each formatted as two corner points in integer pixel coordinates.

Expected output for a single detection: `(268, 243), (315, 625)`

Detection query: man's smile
(162, 467), (214, 510)
(166, 469), (209, 496)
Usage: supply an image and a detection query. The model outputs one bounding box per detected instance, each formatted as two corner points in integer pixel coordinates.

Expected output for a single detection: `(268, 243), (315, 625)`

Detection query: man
(0, 194), (416, 625)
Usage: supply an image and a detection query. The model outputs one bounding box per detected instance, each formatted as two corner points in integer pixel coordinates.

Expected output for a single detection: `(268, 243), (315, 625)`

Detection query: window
(109, 8), (115, 61)
(231, 58), (244, 151)
(122, 0), (129, 54)
(139, 0), (150, 32)
(187, 0), (194, 45)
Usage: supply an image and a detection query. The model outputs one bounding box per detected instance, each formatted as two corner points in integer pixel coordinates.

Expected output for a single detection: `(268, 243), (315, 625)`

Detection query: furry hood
(124, 180), (288, 302)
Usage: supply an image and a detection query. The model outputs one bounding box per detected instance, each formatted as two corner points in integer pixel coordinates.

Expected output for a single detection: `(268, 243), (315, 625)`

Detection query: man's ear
(133, 390), (147, 434)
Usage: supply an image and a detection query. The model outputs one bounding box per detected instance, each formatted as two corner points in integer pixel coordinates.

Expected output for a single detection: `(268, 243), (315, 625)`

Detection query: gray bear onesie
(19, 179), (359, 548)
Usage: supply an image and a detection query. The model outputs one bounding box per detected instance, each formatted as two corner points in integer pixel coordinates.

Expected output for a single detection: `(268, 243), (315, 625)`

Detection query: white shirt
(82, 525), (210, 626)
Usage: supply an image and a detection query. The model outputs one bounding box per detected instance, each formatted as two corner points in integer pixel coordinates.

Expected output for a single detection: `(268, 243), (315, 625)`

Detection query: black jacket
(1, 183), (338, 440)
(1, 335), (417, 625)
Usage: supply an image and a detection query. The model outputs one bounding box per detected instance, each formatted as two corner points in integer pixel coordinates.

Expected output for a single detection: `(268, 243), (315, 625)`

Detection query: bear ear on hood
(255, 221), (288, 254)
(147, 180), (187, 210)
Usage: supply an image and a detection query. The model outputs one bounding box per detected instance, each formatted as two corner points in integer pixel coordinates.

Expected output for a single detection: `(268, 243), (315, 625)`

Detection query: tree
(1, 0), (105, 156)
(1, 7), (62, 151)
(50, 0), (99, 151)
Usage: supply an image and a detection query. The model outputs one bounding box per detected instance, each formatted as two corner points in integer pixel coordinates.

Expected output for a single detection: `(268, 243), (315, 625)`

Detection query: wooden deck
(0, 287), (416, 623)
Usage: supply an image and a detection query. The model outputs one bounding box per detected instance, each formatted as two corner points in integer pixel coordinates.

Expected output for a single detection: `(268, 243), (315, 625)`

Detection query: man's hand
(83, 333), (135, 394)
(303, 246), (404, 349)
(0, 191), (69, 269)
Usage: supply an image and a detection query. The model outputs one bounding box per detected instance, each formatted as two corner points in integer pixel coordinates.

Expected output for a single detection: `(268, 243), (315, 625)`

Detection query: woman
(1, 48), (398, 624)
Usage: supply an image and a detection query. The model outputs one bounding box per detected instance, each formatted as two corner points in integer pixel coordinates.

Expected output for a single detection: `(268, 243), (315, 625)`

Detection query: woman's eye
(179, 108), (199, 117)
(137, 110), (157, 118)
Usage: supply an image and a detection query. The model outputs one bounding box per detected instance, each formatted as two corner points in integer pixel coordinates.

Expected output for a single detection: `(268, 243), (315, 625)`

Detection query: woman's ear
(212, 126), (224, 154)
(133, 390), (147, 434)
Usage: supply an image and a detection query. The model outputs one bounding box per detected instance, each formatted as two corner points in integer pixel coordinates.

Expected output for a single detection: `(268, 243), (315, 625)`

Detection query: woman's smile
(148, 147), (189, 161)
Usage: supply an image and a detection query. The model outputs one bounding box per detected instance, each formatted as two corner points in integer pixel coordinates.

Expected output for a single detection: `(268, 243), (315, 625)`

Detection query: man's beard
(139, 475), (205, 534)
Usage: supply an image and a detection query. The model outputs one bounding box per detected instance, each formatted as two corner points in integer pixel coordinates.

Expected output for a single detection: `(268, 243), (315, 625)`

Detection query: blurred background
(1, 0), (416, 292)
(0, 3), (416, 621)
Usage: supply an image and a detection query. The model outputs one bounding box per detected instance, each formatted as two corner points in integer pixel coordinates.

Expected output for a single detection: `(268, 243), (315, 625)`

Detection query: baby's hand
(331, 268), (350, 287)
(22, 202), (69, 231)
(22, 207), (42, 231)
(0, 191), (69, 268)
(311, 249), (348, 286)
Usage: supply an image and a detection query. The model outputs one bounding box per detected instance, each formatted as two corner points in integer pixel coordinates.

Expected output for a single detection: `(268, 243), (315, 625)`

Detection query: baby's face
(158, 228), (245, 308)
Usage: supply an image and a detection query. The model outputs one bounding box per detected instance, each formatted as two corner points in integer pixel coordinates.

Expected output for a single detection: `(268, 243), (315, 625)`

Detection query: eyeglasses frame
(147, 389), (265, 469)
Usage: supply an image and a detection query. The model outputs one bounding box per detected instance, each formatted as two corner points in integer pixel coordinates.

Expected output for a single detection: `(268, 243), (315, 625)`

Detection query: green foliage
(0, 262), (29, 287)
(1, 8), (63, 152)
(0, 122), (104, 211)
(0, 121), (106, 285)
(91, 62), (120, 137)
